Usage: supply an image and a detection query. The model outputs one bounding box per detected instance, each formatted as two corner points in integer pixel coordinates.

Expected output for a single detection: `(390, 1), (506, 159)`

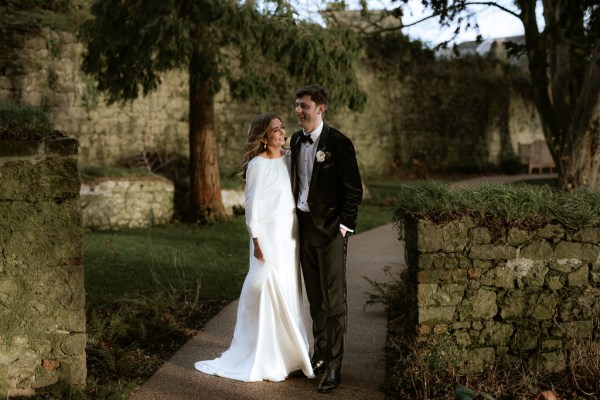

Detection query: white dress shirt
(297, 122), (323, 212)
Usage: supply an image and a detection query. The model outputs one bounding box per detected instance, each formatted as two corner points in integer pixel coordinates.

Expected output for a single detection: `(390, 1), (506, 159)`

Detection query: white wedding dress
(195, 153), (314, 382)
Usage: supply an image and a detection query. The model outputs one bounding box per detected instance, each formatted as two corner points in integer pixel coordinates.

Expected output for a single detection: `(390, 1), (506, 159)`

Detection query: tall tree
(79, 0), (366, 222)
(373, 0), (599, 190)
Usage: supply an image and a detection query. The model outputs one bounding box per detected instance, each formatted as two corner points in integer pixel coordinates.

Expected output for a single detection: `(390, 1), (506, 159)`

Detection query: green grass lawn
(83, 218), (249, 308)
(83, 179), (407, 308)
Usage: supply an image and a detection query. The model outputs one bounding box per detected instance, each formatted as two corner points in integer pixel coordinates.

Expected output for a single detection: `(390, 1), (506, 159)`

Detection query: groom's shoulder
(325, 124), (351, 143)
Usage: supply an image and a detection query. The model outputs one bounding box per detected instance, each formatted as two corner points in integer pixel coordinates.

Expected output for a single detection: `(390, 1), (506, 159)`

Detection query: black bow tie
(300, 134), (314, 144)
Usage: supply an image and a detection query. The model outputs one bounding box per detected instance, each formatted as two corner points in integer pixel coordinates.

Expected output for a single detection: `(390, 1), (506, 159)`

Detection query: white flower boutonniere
(316, 150), (326, 162)
(315, 150), (333, 163)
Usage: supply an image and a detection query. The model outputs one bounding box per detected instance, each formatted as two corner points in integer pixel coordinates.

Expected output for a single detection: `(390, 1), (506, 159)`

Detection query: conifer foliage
(79, 0), (366, 222)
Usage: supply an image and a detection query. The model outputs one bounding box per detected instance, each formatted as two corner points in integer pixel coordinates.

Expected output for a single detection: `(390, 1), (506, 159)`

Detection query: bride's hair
(240, 112), (281, 182)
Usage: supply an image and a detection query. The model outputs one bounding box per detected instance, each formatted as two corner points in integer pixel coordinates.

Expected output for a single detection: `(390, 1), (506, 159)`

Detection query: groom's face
(295, 95), (325, 133)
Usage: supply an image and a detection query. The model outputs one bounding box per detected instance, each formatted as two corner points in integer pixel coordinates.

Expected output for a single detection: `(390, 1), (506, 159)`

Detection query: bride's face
(263, 118), (286, 148)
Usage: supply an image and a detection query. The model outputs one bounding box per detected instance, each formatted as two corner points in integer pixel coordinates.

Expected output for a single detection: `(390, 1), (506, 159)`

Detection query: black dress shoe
(287, 369), (306, 378)
(317, 369), (341, 393)
(311, 358), (326, 373)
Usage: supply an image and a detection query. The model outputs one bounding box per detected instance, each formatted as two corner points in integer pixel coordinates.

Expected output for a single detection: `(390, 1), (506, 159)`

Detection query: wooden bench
(518, 140), (556, 174)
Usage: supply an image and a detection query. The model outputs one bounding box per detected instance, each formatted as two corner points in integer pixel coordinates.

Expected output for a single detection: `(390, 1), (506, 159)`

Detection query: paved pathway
(128, 173), (557, 400)
(129, 222), (403, 400)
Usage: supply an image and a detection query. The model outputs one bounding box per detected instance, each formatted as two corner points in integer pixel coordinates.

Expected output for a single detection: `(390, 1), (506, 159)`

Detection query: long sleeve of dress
(244, 160), (264, 238)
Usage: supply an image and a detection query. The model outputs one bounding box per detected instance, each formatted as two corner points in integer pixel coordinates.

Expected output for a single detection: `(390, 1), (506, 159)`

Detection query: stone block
(417, 268), (469, 283)
(507, 227), (534, 245)
(568, 264), (589, 287)
(58, 354), (86, 386)
(470, 244), (517, 260)
(459, 288), (497, 320)
(520, 240), (553, 259)
(418, 306), (456, 324)
(499, 290), (526, 320)
(439, 219), (471, 252)
(550, 258), (579, 273)
(554, 242), (600, 261)
(45, 137), (78, 156)
(545, 274), (564, 290)
(469, 226), (492, 244)
(0, 140), (42, 157)
(59, 333), (86, 356)
(417, 284), (438, 306)
(417, 220), (444, 252)
(418, 253), (471, 270)
(570, 227), (600, 244)
(520, 261), (549, 288)
(480, 264), (514, 288)
(0, 200), (82, 268)
(531, 292), (559, 320)
(480, 321), (513, 346)
(0, 158), (80, 202)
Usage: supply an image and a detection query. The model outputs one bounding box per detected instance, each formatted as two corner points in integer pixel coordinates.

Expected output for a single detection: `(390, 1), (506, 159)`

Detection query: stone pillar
(0, 132), (86, 398)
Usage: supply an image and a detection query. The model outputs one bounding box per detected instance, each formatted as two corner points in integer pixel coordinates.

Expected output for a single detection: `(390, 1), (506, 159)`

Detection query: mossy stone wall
(0, 133), (86, 397)
(403, 217), (600, 373)
(0, 27), (544, 178)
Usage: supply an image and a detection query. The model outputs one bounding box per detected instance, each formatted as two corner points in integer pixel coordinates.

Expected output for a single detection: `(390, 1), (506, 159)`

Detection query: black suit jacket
(291, 123), (363, 238)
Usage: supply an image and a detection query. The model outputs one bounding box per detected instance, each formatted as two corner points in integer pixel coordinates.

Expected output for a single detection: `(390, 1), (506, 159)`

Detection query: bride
(194, 112), (314, 382)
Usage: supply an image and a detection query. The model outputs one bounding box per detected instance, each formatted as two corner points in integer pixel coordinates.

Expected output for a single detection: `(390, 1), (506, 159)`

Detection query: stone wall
(81, 176), (175, 230)
(0, 132), (86, 397)
(0, 27), (545, 179)
(403, 216), (600, 373)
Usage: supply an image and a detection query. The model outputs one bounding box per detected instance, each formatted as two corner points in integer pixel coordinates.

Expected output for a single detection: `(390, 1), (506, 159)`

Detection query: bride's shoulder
(247, 156), (263, 171)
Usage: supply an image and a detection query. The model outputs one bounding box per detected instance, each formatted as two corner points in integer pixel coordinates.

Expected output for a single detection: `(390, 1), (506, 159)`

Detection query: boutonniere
(316, 150), (333, 163)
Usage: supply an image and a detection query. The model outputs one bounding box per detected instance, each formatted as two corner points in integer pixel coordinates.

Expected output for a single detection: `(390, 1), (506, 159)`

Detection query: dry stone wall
(0, 27), (545, 179)
(81, 176), (174, 230)
(402, 217), (600, 373)
(0, 132), (86, 397)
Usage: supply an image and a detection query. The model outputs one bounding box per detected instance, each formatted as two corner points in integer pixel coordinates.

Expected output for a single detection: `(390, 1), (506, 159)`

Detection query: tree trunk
(188, 54), (228, 223)
(519, 0), (562, 168)
(560, 40), (600, 190)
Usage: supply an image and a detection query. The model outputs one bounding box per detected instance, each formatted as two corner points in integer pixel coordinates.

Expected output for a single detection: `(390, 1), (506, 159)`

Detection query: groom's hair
(295, 85), (328, 107)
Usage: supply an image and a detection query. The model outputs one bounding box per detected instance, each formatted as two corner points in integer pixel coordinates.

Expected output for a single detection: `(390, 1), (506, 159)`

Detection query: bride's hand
(252, 238), (264, 261)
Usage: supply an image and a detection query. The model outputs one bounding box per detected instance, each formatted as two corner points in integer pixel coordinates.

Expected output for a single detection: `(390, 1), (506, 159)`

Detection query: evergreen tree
(79, 0), (366, 222)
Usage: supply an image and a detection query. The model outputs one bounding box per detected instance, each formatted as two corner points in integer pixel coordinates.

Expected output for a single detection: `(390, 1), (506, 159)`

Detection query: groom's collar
(303, 121), (324, 142)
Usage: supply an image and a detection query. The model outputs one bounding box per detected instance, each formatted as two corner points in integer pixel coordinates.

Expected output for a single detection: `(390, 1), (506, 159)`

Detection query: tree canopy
(79, 0), (367, 222)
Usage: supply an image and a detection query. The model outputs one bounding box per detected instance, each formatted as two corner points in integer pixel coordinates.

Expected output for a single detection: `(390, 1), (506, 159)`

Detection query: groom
(290, 85), (363, 394)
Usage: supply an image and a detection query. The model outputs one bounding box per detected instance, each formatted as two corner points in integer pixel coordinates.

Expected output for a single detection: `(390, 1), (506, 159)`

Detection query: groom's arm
(337, 135), (363, 233)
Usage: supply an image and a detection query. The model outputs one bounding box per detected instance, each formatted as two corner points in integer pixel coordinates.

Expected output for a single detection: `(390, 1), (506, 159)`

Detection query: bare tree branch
(357, 0), (520, 34)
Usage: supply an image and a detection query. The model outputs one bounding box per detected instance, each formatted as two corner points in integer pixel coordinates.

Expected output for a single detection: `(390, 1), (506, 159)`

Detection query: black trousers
(297, 210), (348, 371)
